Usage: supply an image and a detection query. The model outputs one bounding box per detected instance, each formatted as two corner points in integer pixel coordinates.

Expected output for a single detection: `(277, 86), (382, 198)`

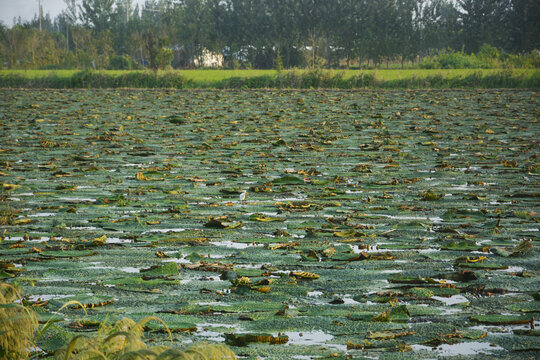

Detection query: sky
(0, 0), (146, 26)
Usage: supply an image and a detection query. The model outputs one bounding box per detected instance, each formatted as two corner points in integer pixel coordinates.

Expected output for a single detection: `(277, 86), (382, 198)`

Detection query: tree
(79, 0), (115, 32)
(362, 0), (398, 67)
(458, 0), (510, 53)
(142, 28), (172, 70)
(115, 0), (134, 23)
(332, 0), (361, 68)
(5, 25), (31, 67)
(0, 24), (7, 67)
(418, 0), (460, 54)
(266, 0), (302, 68)
(506, 0), (540, 52)
(65, 0), (79, 24)
(394, 0), (420, 68)
(58, 0), (78, 52)
(297, 0), (336, 68)
(173, 0), (213, 68)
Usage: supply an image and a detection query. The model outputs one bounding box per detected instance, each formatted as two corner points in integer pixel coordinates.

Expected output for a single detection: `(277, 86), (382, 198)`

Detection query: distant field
(2, 68), (537, 79)
(181, 68), (537, 82)
(1, 68), (538, 88)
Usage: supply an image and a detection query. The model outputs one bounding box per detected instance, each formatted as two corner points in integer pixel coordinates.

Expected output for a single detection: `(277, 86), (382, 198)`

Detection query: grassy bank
(1, 68), (538, 89)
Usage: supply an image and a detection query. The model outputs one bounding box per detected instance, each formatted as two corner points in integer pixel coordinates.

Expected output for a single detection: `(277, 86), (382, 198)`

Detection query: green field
(1, 68), (539, 88)
(3, 68), (535, 80)
(1, 89), (539, 359)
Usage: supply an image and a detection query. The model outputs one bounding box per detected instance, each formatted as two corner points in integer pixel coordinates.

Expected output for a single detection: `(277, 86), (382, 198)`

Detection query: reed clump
(0, 283), (39, 359)
(55, 316), (236, 359)
(0, 281), (236, 360)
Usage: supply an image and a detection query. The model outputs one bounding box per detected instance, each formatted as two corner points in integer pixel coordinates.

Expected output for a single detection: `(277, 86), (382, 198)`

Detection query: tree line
(1, 0), (538, 70)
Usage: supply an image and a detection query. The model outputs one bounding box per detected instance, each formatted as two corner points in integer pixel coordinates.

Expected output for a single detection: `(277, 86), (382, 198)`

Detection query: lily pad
(204, 216), (243, 229)
(49, 295), (115, 310)
(248, 213), (285, 222)
(470, 314), (531, 325)
(39, 250), (97, 258)
(140, 262), (179, 277)
(225, 333), (289, 346)
(272, 175), (305, 185)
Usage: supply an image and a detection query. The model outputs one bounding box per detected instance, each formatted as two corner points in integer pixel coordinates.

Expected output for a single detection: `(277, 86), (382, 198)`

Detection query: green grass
(1, 68), (538, 88)
(2, 68), (536, 79)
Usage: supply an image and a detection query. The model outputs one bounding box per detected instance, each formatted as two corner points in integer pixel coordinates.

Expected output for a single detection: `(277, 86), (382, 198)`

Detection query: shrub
(508, 51), (540, 69)
(349, 72), (377, 88)
(109, 55), (134, 70)
(69, 70), (192, 88)
(158, 72), (193, 88)
(274, 70), (347, 88)
(274, 49), (284, 73)
(421, 45), (540, 69)
(421, 48), (484, 69)
(156, 48), (175, 70)
(439, 50), (482, 69)
(477, 44), (502, 68)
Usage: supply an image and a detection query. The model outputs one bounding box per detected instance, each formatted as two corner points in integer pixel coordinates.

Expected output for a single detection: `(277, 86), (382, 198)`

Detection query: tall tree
(458, 0), (510, 53)
(362, 0), (398, 66)
(79, 0), (115, 32)
(173, 0), (213, 68)
(333, 0), (362, 67)
(297, 0), (336, 67)
(65, 0), (79, 23)
(266, 0), (302, 68)
(59, 0), (78, 52)
(418, 0), (460, 54)
(394, 0), (420, 67)
(506, 0), (540, 52)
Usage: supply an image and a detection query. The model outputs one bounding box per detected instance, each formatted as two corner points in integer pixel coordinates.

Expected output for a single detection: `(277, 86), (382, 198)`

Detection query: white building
(193, 49), (224, 68)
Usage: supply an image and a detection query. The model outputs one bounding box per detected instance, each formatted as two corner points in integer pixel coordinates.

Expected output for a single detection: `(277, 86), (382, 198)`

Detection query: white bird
(239, 191), (248, 203)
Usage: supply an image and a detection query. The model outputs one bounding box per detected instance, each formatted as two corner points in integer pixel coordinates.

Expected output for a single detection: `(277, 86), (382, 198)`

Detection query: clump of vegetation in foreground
(1, 68), (538, 89)
(58, 324), (236, 360)
(0, 283), (39, 359)
(0, 282), (236, 360)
